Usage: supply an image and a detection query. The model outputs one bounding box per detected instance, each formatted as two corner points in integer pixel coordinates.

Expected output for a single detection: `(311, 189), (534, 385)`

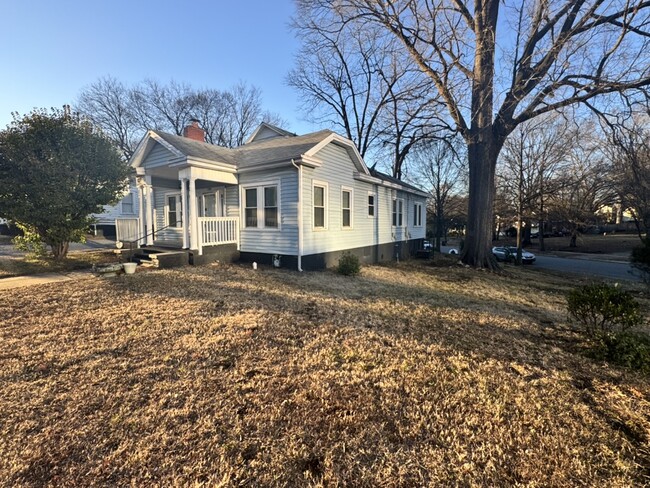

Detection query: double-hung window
(392, 198), (404, 227)
(244, 188), (258, 227)
(341, 188), (352, 228)
(264, 186), (278, 228)
(121, 192), (134, 214)
(414, 202), (423, 227)
(367, 193), (375, 217)
(166, 194), (182, 228)
(243, 183), (279, 229)
(313, 182), (327, 229)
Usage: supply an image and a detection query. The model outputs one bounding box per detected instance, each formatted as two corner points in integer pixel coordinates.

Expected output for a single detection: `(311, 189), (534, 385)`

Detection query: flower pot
(123, 262), (137, 275)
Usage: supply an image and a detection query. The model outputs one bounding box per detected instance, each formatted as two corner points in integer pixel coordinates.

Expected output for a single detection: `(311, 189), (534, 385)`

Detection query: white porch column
(137, 184), (145, 247)
(180, 177), (189, 249)
(188, 175), (198, 250)
(145, 176), (154, 246)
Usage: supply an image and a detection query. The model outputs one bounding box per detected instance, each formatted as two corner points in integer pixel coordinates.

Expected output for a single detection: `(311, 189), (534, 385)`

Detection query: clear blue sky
(0, 0), (313, 133)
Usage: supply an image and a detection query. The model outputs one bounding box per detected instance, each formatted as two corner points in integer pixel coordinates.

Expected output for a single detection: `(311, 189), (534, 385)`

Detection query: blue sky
(0, 0), (313, 133)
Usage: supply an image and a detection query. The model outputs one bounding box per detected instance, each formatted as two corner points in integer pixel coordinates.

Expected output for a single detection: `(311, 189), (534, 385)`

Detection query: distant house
(123, 121), (428, 270)
(91, 181), (139, 238)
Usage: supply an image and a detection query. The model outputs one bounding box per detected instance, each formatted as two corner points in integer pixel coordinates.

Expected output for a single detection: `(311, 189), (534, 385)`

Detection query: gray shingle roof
(152, 131), (238, 165)
(370, 168), (428, 194)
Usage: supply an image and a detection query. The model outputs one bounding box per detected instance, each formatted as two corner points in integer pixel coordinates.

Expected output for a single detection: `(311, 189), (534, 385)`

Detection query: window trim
(164, 192), (182, 228)
(240, 180), (281, 230)
(413, 202), (423, 227)
(392, 197), (405, 228)
(341, 186), (353, 229)
(312, 180), (328, 230)
(367, 191), (375, 218)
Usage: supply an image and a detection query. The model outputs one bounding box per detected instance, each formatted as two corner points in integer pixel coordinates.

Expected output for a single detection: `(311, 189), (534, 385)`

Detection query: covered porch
(133, 165), (240, 256)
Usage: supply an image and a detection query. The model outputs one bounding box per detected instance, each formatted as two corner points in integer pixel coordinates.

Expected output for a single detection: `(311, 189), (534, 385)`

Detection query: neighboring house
(92, 182), (140, 238)
(126, 121), (428, 270)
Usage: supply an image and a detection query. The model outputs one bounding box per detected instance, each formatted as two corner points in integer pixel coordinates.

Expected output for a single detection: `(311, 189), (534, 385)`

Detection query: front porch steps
(131, 247), (190, 269)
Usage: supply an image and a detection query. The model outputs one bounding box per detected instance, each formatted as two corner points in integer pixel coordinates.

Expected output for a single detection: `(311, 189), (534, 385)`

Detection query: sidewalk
(0, 270), (94, 291)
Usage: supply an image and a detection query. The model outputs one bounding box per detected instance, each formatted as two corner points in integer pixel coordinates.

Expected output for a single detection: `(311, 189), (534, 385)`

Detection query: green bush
(566, 283), (643, 338)
(591, 332), (650, 373)
(631, 238), (650, 286)
(12, 223), (46, 257)
(337, 252), (361, 276)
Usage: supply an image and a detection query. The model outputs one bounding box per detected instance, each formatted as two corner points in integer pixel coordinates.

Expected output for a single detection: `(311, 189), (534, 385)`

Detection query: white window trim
(414, 202), (423, 227)
(392, 197), (405, 228)
(164, 192), (182, 228)
(240, 180), (281, 230)
(341, 186), (354, 229)
(367, 191), (375, 219)
(312, 180), (329, 231)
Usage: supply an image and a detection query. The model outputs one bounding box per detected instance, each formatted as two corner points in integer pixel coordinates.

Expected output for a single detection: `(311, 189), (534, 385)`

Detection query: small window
(245, 188), (257, 227)
(368, 193), (375, 217)
(121, 192), (134, 214)
(342, 189), (352, 228)
(167, 194), (182, 228)
(264, 186), (278, 228)
(314, 184), (326, 228)
(414, 203), (423, 227)
(392, 198), (404, 227)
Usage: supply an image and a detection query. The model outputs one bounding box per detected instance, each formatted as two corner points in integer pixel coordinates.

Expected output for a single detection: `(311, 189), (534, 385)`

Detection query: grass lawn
(0, 250), (118, 278)
(1, 260), (649, 486)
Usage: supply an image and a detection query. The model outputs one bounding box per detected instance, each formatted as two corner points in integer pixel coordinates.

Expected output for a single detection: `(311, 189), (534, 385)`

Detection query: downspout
(291, 159), (303, 272)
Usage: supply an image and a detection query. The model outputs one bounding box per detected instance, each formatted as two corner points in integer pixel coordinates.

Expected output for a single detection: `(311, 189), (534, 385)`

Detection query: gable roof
(245, 122), (297, 144)
(237, 129), (334, 168)
(369, 169), (428, 195)
(152, 131), (237, 165)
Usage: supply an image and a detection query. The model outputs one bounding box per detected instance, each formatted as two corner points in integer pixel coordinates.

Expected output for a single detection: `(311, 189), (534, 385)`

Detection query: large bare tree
(77, 78), (285, 159)
(302, 0), (650, 267)
(289, 5), (450, 179)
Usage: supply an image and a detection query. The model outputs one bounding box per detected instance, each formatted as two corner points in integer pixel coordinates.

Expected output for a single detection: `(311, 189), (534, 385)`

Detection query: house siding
(144, 144), (176, 168)
(92, 182), (139, 226)
(238, 167), (298, 255)
(301, 144), (427, 258)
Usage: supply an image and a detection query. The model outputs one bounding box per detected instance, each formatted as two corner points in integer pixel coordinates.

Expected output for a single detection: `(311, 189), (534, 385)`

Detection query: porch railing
(198, 217), (239, 255)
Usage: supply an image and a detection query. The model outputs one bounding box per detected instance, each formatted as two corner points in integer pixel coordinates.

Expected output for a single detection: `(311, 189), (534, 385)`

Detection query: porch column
(145, 177), (154, 246)
(137, 184), (145, 247)
(188, 175), (198, 250)
(180, 177), (189, 249)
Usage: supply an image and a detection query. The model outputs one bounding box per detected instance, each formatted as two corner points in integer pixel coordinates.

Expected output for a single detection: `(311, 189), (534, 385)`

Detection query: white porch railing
(198, 217), (239, 255)
(115, 218), (141, 244)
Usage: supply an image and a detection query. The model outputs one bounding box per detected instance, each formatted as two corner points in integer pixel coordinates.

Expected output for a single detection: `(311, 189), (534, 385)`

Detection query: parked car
(492, 246), (536, 264)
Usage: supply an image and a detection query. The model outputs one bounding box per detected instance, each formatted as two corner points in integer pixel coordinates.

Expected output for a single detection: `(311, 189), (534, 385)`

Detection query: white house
(124, 121), (428, 270)
(91, 181), (139, 238)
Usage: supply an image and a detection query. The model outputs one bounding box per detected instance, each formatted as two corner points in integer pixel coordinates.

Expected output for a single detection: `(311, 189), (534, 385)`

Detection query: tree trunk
(462, 139), (500, 268)
(51, 241), (69, 260)
(435, 203), (444, 252)
(539, 218), (545, 251)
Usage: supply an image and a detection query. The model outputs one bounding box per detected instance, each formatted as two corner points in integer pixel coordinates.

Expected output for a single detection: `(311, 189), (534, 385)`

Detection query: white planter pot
(123, 262), (137, 275)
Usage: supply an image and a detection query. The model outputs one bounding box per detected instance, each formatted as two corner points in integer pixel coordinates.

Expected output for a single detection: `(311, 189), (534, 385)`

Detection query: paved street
(533, 254), (642, 282)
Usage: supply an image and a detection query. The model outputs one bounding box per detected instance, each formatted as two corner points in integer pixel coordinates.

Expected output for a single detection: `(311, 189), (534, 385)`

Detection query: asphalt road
(533, 254), (642, 282)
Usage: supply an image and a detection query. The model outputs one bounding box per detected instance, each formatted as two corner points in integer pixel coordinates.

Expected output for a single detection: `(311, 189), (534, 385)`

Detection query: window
(264, 186), (278, 228)
(341, 188), (352, 228)
(368, 193), (375, 217)
(245, 188), (258, 227)
(243, 183), (279, 229)
(414, 202), (423, 227)
(121, 192), (134, 214)
(392, 198), (404, 227)
(166, 194), (182, 228)
(313, 183), (327, 229)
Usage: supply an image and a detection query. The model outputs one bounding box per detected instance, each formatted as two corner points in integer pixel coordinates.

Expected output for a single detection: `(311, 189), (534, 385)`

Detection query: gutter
(291, 158), (303, 272)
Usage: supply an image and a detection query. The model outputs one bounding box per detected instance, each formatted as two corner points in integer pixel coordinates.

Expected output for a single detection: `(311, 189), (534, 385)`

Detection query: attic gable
(245, 122), (297, 144)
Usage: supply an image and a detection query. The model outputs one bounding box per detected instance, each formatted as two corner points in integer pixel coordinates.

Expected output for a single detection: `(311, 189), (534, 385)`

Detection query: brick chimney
(183, 119), (205, 142)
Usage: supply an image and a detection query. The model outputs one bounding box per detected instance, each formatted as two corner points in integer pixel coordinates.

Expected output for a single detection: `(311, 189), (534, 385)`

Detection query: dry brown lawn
(1, 260), (649, 487)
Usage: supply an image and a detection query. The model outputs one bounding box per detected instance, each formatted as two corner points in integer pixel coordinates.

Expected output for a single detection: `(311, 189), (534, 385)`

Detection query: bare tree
(497, 114), (575, 259)
(413, 137), (466, 250)
(302, 0), (650, 267)
(289, 5), (450, 179)
(607, 117), (650, 238)
(76, 78), (284, 158)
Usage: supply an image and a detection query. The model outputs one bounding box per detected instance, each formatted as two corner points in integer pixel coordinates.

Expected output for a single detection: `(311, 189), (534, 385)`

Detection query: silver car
(492, 246), (536, 264)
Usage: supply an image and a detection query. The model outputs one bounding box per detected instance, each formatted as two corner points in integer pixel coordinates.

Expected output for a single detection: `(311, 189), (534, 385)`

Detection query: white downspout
(291, 159), (303, 272)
